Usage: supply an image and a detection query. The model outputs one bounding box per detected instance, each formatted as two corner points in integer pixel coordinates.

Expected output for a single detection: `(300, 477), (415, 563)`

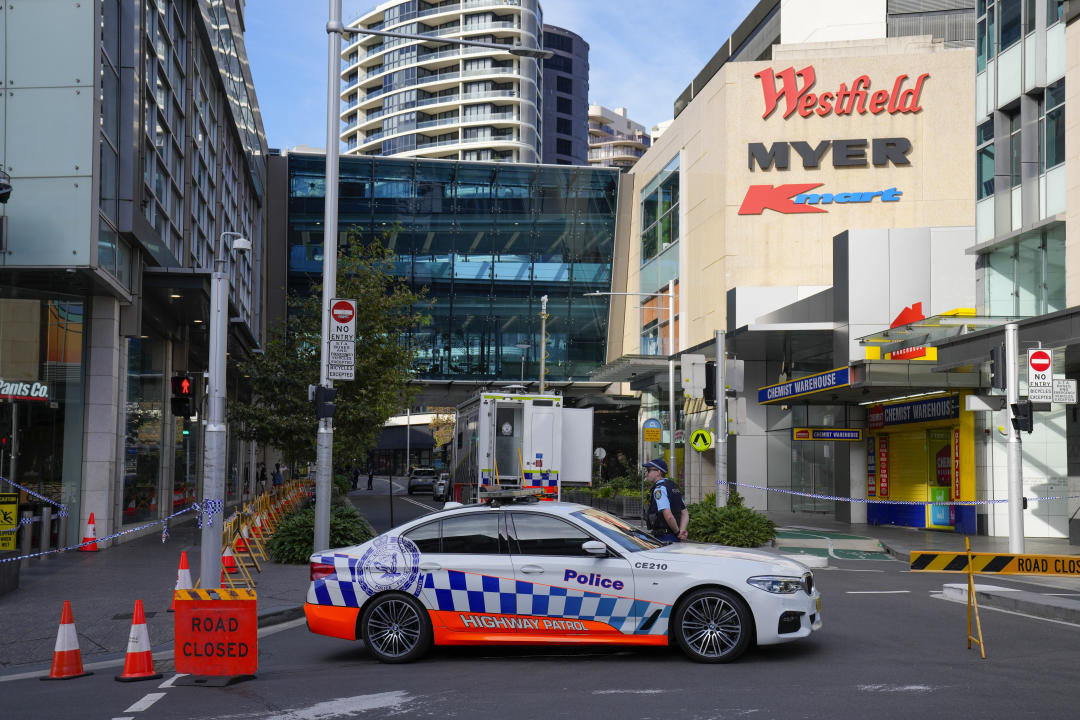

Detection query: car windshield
(412, 469), (436, 476)
(572, 508), (664, 552)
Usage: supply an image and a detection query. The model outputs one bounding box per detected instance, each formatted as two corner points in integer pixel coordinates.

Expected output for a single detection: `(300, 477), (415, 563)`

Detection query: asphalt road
(7, 542), (1079, 719)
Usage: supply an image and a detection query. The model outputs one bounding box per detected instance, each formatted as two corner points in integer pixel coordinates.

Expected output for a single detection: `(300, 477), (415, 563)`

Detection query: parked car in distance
(431, 472), (451, 501)
(407, 467), (437, 495)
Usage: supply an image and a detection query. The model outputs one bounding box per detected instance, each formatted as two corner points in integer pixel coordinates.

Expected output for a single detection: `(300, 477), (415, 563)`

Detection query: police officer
(644, 458), (688, 542)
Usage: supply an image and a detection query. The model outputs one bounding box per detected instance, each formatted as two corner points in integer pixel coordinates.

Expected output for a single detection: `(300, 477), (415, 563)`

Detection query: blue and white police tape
(0, 499), (221, 564)
(716, 479), (1080, 506)
(0, 475), (69, 519)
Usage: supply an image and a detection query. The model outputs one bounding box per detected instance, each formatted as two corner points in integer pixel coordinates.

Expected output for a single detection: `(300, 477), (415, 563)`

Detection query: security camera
(232, 237), (251, 252)
(0, 171), (11, 204)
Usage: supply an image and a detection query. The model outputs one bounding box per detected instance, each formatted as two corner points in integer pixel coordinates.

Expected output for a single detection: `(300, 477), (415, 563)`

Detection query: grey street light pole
(586, 289), (678, 486)
(317, 5), (552, 550)
(201, 230), (250, 588)
(515, 343), (530, 381)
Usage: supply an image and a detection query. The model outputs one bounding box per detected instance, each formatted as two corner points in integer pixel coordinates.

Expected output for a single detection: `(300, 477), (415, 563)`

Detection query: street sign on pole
(328, 298), (356, 381)
(1052, 378), (1077, 404)
(1027, 348), (1053, 403)
(689, 429), (714, 452)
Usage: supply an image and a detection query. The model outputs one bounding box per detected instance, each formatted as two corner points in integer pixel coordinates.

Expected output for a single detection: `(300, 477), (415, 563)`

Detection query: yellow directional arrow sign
(689, 429), (714, 452)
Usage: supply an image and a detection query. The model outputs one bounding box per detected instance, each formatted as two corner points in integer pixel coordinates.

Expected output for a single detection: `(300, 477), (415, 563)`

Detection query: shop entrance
(926, 428), (955, 529)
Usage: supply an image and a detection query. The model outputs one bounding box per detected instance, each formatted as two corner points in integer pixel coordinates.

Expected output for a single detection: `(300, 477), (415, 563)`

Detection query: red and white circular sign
(1029, 350), (1051, 372)
(331, 300), (355, 324)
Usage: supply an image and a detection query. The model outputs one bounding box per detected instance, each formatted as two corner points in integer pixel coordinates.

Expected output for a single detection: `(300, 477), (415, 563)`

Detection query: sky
(244, 0), (757, 151)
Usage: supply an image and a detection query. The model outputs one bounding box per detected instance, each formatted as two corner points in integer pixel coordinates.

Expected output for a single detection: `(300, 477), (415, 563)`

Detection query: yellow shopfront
(866, 394), (975, 534)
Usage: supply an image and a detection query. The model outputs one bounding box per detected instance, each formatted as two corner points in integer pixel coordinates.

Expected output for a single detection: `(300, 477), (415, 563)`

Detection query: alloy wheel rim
(368, 599), (422, 658)
(682, 596), (741, 658)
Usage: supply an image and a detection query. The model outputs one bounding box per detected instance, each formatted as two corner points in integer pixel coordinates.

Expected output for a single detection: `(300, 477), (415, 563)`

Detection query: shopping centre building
(598, 0), (1080, 539)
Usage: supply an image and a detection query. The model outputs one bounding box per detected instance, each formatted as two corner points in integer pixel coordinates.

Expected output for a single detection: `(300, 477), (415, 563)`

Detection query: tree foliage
(229, 236), (427, 468)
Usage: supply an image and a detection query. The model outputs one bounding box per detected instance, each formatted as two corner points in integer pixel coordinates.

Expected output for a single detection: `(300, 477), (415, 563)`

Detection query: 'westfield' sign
(756, 65), (930, 120)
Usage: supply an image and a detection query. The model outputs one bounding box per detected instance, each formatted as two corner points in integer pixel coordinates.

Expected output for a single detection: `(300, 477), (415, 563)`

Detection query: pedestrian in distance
(367, 467), (374, 491)
(272, 463), (284, 487)
(257, 463), (268, 493)
(644, 458), (688, 543)
(351, 467), (360, 490)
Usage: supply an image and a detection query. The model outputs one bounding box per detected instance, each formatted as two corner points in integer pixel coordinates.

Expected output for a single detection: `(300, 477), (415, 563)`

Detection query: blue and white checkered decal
(424, 570), (671, 635)
(309, 550), (425, 608)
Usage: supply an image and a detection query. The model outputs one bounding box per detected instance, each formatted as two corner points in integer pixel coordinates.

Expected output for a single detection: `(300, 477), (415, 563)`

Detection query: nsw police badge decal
(355, 535), (423, 597)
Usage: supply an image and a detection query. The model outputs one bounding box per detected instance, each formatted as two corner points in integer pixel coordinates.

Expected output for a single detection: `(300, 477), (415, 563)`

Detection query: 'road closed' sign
(174, 588), (257, 676)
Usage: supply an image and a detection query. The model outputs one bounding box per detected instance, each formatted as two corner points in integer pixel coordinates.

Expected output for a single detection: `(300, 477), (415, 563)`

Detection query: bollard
(57, 514), (68, 551)
(39, 506), (52, 558)
(19, 511), (32, 569)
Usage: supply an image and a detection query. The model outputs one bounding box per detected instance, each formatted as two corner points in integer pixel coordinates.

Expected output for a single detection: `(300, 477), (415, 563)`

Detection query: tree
(230, 235), (427, 469)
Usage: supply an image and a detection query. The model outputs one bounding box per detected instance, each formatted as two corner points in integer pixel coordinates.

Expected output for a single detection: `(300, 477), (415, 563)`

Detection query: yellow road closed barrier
(910, 550), (1080, 577)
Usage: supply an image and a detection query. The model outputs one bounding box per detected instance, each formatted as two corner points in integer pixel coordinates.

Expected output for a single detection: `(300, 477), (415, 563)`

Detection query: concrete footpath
(4, 501), (1080, 677)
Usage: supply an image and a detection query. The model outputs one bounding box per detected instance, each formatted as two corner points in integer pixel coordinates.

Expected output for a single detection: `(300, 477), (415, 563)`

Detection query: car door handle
(519, 565), (544, 574)
(419, 562), (442, 572)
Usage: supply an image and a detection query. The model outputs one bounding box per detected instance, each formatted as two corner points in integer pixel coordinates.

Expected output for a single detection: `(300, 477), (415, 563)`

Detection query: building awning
(588, 355), (672, 383)
(856, 312), (1020, 358)
(934, 306), (1080, 373)
(375, 426), (435, 451)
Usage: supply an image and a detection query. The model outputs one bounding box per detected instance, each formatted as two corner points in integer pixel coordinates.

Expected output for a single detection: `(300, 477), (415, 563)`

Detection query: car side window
(403, 520), (441, 553)
(440, 513), (501, 554)
(509, 513), (594, 556)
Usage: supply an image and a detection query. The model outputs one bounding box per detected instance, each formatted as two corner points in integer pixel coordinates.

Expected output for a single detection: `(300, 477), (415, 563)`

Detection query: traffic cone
(79, 512), (98, 552)
(169, 551), (193, 612)
(115, 600), (162, 682)
(41, 601), (92, 680)
(221, 546), (239, 574)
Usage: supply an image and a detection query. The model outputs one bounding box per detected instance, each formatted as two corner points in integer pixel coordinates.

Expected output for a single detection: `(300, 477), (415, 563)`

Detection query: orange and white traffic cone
(41, 601), (92, 680)
(169, 551), (193, 612)
(79, 513), (98, 552)
(115, 600), (162, 682)
(221, 546), (239, 574)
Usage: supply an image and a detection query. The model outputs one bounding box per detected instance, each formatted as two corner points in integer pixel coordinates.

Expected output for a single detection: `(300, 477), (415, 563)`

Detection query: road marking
(158, 673), (186, 688)
(259, 617), (307, 637)
(932, 591), (1080, 627)
(125, 693), (166, 713)
(859, 684), (935, 693)
(111, 717), (135, 720)
(401, 496), (437, 512)
(593, 689), (667, 695)
(846, 590), (910, 594)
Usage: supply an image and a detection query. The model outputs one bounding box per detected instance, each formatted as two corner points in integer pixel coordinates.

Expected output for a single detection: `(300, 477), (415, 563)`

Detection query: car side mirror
(582, 540), (608, 556)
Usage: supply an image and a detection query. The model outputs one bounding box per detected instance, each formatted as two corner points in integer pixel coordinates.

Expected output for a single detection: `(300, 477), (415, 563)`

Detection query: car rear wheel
(360, 593), (432, 663)
(672, 588), (752, 663)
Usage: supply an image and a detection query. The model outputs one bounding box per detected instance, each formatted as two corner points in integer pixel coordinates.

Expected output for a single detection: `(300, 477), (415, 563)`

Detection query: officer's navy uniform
(647, 475), (686, 542)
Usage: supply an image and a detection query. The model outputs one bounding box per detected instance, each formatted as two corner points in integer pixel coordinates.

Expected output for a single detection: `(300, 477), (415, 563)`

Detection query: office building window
(556, 117), (572, 135)
(1039, 79), (1065, 171)
(556, 138), (572, 155)
(640, 155), (679, 263)
(976, 120), (995, 200)
(1009, 112), (1021, 187)
(998, 0), (1021, 51)
(556, 76), (572, 93)
(1047, 0), (1063, 25)
(557, 97), (572, 114)
(977, 1), (996, 72)
(984, 226), (1065, 315)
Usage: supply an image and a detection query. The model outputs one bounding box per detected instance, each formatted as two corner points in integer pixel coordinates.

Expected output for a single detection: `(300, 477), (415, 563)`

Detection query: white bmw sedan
(305, 501), (821, 663)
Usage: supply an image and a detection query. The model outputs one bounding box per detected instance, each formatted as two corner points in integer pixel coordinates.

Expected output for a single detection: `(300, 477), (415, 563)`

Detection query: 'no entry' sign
(1028, 348), (1053, 402)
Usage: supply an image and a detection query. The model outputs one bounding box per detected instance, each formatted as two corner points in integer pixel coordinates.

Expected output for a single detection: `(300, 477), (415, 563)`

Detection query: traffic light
(703, 361), (716, 406)
(1010, 401), (1033, 433)
(989, 344), (1006, 390)
(170, 374), (193, 416)
(314, 385), (338, 419)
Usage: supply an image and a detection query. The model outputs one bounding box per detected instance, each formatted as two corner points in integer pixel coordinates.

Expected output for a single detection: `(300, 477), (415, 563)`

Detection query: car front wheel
(672, 588), (752, 663)
(360, 593), (432, 663)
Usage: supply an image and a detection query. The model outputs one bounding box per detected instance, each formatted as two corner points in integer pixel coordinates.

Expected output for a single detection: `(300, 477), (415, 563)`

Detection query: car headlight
(747, 575), (806, 594)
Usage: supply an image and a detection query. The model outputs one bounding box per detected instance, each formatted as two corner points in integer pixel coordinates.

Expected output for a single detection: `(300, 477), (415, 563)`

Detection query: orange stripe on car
(304, 602), (360, 641)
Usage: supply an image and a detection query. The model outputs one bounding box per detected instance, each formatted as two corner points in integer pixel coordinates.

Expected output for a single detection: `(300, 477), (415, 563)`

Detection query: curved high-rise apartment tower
(341, 0), (543, 162)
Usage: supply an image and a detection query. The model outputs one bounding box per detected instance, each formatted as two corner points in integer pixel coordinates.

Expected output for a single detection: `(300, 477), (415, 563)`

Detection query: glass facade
(0, 295), (86, 535)
(286, 154), (619, 381)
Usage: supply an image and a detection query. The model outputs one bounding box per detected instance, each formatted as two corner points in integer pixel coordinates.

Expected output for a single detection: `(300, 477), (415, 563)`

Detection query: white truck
(448, 389), (593, 503)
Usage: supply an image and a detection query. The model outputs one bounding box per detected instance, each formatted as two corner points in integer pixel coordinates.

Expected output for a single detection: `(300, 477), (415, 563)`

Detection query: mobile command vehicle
(304, 501), (822, 663)
(448, 390), (593, 503)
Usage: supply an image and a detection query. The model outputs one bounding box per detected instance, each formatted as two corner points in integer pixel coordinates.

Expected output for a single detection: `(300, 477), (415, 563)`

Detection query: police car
(304, 500), (821, 663)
